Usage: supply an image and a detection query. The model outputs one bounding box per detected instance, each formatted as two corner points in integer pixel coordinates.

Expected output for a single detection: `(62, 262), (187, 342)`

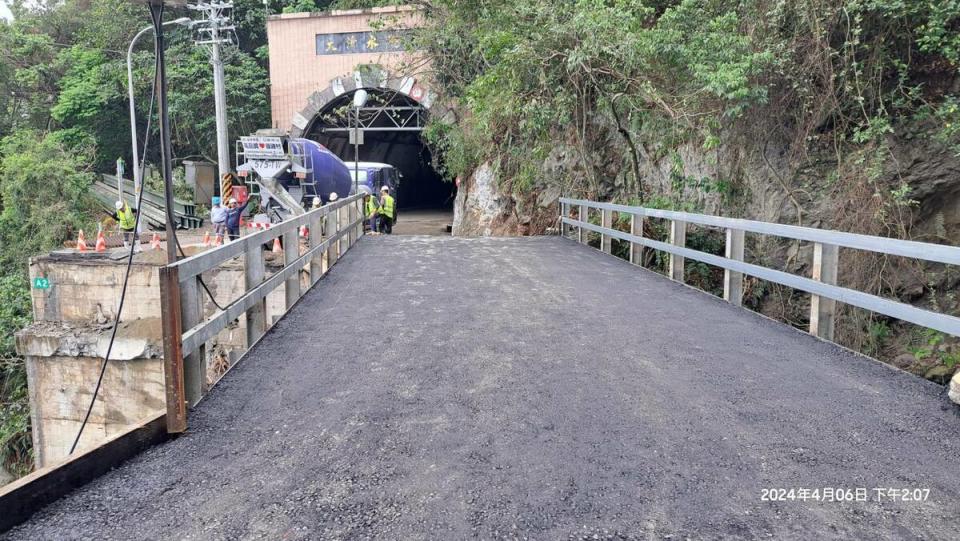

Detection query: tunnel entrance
(303, 89), (454, 212)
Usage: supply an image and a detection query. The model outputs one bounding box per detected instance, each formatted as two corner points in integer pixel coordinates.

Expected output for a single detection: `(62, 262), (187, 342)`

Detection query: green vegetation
(416, 0), (960, 373)
(0, 0), (295, 479)
(419, 0), (960, 198)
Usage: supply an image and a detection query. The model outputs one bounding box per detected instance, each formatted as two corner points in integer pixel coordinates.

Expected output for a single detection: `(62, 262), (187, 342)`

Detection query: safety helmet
(115, 201), (123, 210)
(212, 196), (221, 206)
(329, 192), (339, 201)
(380, 185), (389, 192)
(228, 197), (237, 204)
(313, 197), (321, 206)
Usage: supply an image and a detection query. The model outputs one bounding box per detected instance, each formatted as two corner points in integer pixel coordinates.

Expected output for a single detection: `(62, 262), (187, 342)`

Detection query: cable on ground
(69, 16), (160, 454)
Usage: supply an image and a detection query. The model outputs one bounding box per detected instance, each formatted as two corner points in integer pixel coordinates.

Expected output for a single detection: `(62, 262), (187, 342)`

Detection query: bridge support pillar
(810, 242), (839, 341)
(669, 220), (686, 282)
(630, 214), (644, 266)
(601, 209), (613, 254)
(724, 228), (745, 306)
(579, 204), (588, 245)
(245, 244), (267, 346)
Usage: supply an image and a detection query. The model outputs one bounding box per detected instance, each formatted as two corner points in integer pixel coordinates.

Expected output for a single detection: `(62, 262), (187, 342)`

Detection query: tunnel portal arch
(289, 68), (455, 210)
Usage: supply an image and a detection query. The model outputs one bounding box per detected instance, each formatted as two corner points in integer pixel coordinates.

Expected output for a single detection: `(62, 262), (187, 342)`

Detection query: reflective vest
(118, 205), (136, 230)
(365, 197), (379, 217)
(380, 194), (395, 219)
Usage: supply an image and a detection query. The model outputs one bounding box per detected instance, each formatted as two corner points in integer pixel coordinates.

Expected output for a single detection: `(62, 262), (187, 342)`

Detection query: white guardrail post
(283, 227), (300, 310)
(724, 228), (745, 306)
(180, 276), (206, 406)
(244, 240), (267, 345)
(630, 212), (644, 265)
(579, 204), (588, 245)
(330, 207), (341, 265)
(559, 201), (567, 238)
(310, 213), (324, 285)
(601, 209), (613, 254)
(669, 219), (686, 282)
(810, 242), (839, 340)
(355, 199), (363, 241)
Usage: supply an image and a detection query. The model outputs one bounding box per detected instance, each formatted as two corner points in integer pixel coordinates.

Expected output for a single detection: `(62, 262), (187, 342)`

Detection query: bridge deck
(6, 237), (960, 540)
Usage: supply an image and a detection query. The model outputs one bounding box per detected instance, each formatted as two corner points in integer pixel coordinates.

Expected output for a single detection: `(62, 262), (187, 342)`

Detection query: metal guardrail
(159, 194), (365, 432)
(560, 197), (960, 341)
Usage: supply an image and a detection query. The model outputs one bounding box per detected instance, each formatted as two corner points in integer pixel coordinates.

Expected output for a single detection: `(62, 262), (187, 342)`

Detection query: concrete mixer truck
(236, 130), (353, 221)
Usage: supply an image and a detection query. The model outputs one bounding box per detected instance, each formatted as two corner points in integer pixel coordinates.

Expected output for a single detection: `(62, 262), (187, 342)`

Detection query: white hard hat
(228, 197), (237, 204)
(115, 200), (123, 210)
(312, 197), (321, 206)
(380, 185), (389, 192)
(329, 192), (339, 201)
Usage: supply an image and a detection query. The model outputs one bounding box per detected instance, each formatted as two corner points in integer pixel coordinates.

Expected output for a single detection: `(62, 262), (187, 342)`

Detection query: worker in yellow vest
(112, 200), (138, 250)
(377, 185), (395, 234)
(363, 192), (380, 233)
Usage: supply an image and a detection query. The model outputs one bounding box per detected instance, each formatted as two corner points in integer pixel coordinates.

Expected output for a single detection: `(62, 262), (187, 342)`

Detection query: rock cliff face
(452, 162), (560, 236)
(453, 121), (960, 240)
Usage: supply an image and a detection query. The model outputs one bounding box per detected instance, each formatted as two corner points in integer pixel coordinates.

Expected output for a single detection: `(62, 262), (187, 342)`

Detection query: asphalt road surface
(7, 236), (960, 540)
(389, 209), (453, 236)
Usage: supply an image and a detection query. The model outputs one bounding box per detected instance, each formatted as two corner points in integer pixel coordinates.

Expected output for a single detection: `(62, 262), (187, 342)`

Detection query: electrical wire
(173, 233), (227, 311)
(69, 18), (160, 455)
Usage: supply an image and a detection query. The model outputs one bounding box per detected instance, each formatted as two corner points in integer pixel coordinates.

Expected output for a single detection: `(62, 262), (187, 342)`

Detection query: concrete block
(950, 371), (960, 405)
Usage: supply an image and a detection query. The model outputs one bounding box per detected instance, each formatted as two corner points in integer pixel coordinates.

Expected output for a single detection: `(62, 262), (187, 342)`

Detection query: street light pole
(127, 17), (191, 212)
(352, 90), (368, 196)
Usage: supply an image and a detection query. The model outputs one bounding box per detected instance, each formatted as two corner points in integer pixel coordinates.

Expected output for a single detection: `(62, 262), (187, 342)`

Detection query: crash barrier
(560, 197), (960, 342)
(160, 194), (365, 432)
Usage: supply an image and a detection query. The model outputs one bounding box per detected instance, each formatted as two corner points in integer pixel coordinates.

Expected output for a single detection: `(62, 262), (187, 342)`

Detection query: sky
(0, 2), (12, 21)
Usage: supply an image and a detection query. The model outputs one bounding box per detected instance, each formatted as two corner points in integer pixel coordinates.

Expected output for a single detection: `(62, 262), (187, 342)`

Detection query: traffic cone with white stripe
(299, 225), (308, 238)
(202, 231), (211, 247)
(150, 232), (162, 250)
(272, 237), (282, 254)
(76, 230), (87, 252)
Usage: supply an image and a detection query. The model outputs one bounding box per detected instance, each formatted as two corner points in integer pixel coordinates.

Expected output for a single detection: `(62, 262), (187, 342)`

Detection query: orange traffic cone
(150, 232), (162, 250)
(95, 230), (107, 253)
(202, 231), (211, 247)
(299, 225), (308, 238)
(76, 230), (87, 252)
(215, 234), (223, 246)
(272, 237), (282, 254)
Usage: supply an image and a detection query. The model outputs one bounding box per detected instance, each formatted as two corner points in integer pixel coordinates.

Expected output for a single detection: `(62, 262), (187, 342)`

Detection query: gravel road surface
(6, 236), (960, 540)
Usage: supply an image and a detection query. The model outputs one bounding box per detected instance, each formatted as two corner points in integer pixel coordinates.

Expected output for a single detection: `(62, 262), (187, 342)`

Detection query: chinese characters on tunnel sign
(315, 30), (409, 56)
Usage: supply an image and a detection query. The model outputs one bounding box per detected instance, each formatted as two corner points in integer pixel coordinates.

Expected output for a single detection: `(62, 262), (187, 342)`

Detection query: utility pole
(147, 2), (180, 265)
(189, 1), (235, 190)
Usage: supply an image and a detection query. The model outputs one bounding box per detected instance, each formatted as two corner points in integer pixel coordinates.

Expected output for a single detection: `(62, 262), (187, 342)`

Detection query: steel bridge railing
(559, 197), (960, 342)
(160, 194), (365, 432)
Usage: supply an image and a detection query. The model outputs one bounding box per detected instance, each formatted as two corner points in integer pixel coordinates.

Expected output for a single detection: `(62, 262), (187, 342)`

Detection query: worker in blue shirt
(224, 197), (249, 241)
(210, 196), (227, 243)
